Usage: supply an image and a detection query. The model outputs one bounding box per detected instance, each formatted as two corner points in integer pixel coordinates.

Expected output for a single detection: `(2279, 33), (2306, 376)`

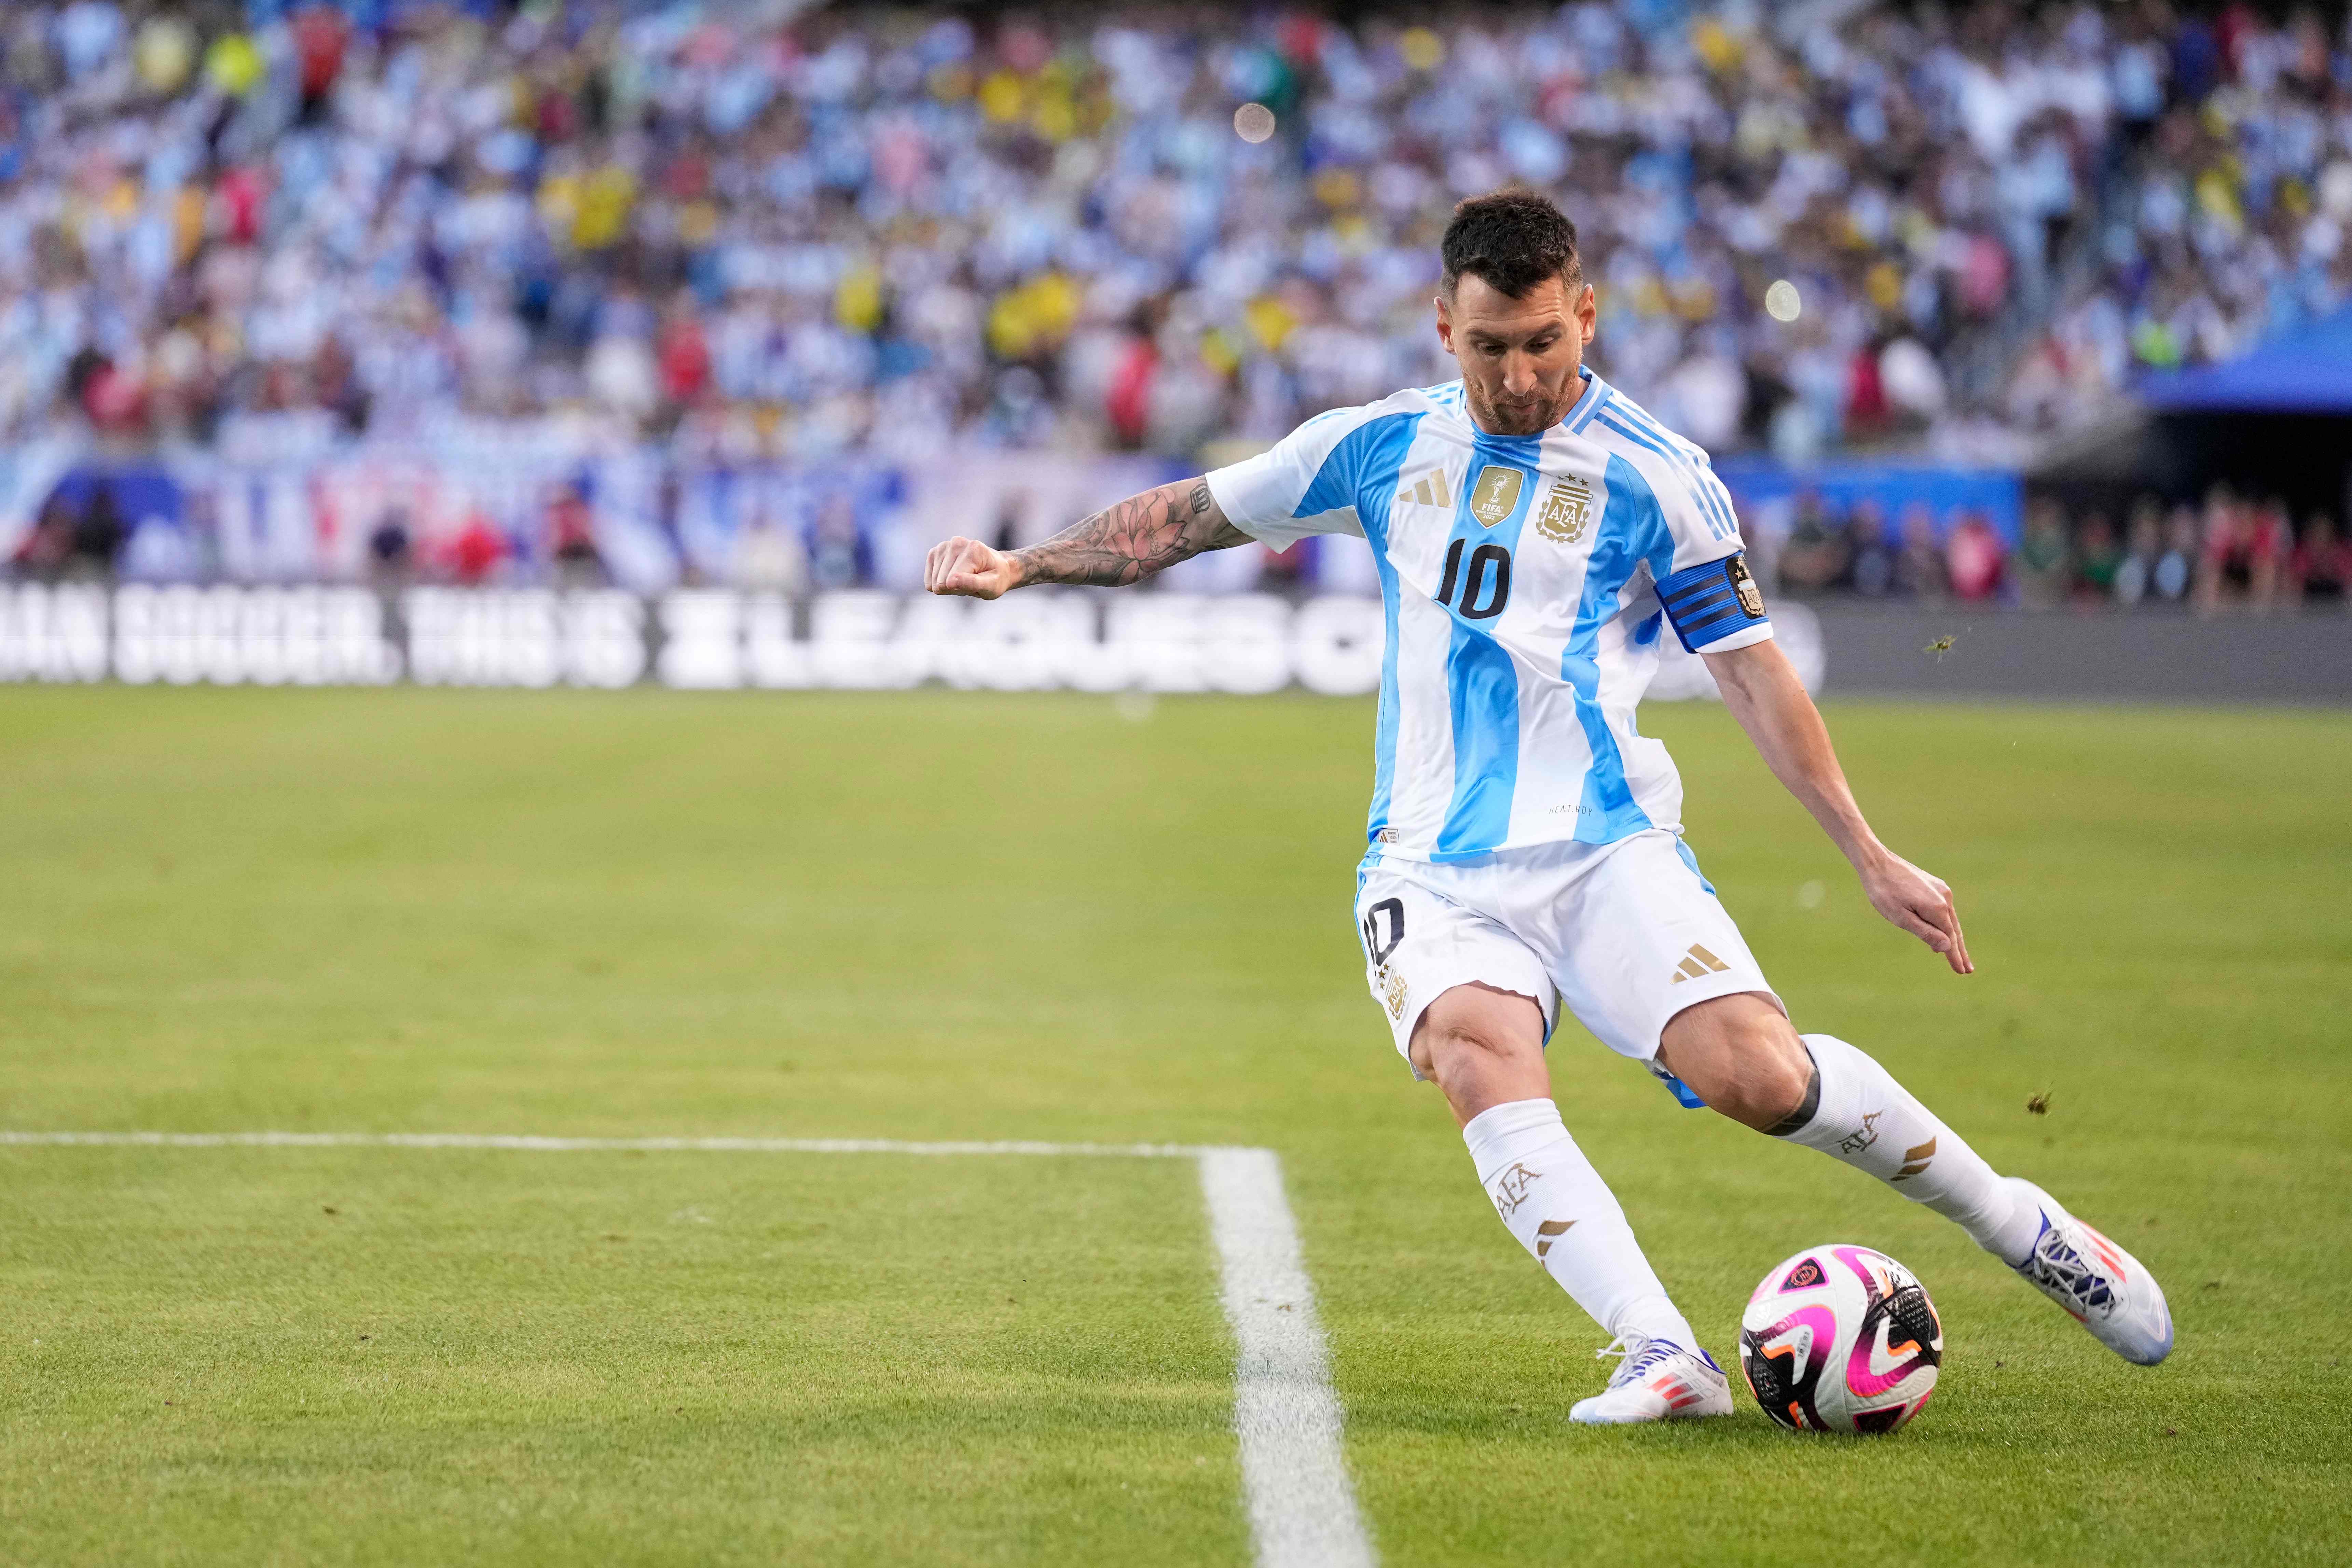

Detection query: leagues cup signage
(0, 584), (1817, 696)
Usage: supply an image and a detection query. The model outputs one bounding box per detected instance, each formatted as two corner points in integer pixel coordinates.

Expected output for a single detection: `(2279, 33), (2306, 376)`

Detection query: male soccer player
(924, 192), (2170, 1422)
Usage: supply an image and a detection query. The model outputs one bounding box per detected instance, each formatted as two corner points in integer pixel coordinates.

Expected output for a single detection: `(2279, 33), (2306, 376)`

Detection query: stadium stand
(0, 1), (2347, 604)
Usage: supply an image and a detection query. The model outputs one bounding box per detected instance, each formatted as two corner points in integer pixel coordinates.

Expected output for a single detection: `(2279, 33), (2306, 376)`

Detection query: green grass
(1, 686), (2347, 1565)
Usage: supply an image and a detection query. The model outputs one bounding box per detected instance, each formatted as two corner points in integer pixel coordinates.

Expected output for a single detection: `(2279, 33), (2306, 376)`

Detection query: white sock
(1774, 1033), (2039, 1265)
(1462, 1099), (1696, 1345)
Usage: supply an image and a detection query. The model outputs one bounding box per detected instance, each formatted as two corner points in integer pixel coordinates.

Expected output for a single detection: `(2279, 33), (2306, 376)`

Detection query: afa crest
(1728, 552), (1766, 618)
(1534, 475), (1594, 545)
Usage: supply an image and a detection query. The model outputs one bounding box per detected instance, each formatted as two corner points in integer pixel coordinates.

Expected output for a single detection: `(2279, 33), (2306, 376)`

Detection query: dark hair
(1441, 190), (1581, 299)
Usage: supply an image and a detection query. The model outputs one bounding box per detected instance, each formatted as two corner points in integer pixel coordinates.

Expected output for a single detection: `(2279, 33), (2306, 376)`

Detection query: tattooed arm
(923, 479), (1250, 599)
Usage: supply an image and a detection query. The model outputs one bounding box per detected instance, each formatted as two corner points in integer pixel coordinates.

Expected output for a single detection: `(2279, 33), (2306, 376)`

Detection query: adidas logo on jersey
(1669, 944), (1731, 984)
(1401, 468), (1454, 510)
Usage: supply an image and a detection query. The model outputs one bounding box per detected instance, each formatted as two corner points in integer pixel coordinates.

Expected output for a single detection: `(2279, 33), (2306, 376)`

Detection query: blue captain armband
(1657, 551), (1770, 652)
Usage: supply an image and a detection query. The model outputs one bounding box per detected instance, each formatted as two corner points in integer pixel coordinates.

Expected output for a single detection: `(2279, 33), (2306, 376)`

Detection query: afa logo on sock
(1490, 1161), (1543, 1218)
(1839, 1109), (1882, 1156)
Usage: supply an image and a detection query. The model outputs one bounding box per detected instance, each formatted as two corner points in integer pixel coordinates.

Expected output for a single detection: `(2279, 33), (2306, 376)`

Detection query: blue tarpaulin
(1713, 457), (2024, 545)
(2138, 303), (2352, 413)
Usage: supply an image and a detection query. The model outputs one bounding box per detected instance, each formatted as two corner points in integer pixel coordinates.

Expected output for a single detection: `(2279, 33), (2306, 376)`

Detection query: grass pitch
(1, 685), (2347, 1566)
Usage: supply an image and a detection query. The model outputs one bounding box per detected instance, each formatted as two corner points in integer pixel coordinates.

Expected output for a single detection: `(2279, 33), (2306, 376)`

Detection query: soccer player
(924, 192), (2171, 1422)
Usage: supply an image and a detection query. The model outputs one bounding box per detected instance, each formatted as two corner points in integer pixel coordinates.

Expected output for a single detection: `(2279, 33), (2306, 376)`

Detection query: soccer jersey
(1207, 369), (1772, 863)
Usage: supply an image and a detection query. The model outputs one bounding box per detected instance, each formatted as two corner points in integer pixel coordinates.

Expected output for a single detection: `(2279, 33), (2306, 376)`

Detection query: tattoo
(1009, 478), (1248, 589)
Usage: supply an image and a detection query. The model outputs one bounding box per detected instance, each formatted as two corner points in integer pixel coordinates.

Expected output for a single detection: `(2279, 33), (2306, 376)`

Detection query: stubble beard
(1465, 377), (1573, 437)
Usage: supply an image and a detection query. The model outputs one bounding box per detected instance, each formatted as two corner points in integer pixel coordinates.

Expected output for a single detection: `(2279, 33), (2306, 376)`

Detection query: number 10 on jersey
(1436, 539), (1512, 620)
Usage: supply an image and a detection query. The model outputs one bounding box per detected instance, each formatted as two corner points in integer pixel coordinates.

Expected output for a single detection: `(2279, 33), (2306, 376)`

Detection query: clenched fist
(924, 536), (1023, 599)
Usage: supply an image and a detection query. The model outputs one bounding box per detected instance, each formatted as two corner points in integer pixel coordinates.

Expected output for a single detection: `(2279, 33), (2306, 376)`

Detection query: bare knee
(1411, 1015), (1521, 1082)
(1408, 984), (1548, 1125)
(1658, 994), (1812, 1132)
(1717, 1037), (1813, 1131)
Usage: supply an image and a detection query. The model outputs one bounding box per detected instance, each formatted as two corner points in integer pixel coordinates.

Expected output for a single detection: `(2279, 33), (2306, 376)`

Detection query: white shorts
(1353, 828), (1782, 1077)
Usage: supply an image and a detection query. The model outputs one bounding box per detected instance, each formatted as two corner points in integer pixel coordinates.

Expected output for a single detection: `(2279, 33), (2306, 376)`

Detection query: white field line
(1199, 1147), (1376, 1568)
(0, 1129), (1377, 1568)
(0, 1130), (1209, 1157)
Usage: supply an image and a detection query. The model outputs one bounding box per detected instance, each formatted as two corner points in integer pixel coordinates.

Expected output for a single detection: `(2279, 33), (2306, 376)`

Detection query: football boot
(1568, 1334), (1735, 1425)
(2006, 1178), (2173, 1365)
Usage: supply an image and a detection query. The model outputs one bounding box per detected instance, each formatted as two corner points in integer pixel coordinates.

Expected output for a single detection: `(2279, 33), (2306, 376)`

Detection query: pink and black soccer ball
(1738, 1244), (1944, 1433)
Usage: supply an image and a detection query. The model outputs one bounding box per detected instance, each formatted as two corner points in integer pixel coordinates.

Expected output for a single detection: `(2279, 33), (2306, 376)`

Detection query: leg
(1412, 981), (1694, 1345)
(1405, 980), (1548, 1125)
(1355, 856), (1732, 1419)
(1658, 993), (2035, 1258)
(1411, 983), (1729, 1419)
(1648, 991), (1812, 1132)
(1658, 995), (2172, 1364)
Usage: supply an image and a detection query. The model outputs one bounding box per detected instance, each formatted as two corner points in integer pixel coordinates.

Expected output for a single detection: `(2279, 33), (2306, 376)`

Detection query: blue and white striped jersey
(1207, 370), (1772, 863)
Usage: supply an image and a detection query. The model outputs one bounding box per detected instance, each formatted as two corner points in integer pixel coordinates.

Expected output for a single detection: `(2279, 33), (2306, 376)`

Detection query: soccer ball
(1738, 1244), (1943, 1434)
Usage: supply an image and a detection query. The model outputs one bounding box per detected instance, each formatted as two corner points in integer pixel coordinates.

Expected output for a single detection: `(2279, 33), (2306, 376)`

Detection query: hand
(924, 536), (1021, 599)
(1857, 850), (1974, 975)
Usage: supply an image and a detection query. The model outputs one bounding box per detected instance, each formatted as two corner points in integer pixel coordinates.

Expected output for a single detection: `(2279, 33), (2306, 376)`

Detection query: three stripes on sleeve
(1655, 552), (1770, 652)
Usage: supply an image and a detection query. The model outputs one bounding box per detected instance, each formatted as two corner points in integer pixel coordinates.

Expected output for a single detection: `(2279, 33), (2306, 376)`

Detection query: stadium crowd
(1, 0), (2350, 595)
(1759, 483), (2352, 611)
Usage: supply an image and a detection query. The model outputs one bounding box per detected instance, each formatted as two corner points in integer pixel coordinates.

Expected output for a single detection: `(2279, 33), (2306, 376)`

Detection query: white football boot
(2006, 1178), (2174, 1365)
(1568, 1334), (1735, 1425)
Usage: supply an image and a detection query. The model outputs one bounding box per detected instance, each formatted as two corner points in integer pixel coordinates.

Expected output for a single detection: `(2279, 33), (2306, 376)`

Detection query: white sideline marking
(1199, 1146), (1376, 1568)
(0, 1130), (1377, 1568)
(0, 1130), (1205, 1157)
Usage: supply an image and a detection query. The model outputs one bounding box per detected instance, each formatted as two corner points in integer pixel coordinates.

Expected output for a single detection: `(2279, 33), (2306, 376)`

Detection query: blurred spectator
(1257, 537), (1313, 595)
(1775, 493), (1852, 594)
(446, 513), (506, 585)
(989, 492), (1031, 555)
(367, 506), (414, 588)
(2196, 486), (2283, 613)
(2013, 498), (2073, 610)
(809, 494), (870, 590)
(1847, 501), (1893, 596)
(2154, 504), (2199, 603)
(2290, 514), (2351, 608)
(13, 494), (75, 580)
(1890, 503), (1948, 600)
(547, 482), (605, 588)
(2113, 497), (2164, 608)
(1945, 511), (2007, 602)
(66, 483), (126, 578)
(2073, 512), (2122, 603)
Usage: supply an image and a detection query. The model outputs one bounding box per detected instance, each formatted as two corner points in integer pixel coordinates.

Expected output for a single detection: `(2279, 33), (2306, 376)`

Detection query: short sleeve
(1205, 403), (1405, 549)
(1642, 447), (1773, 654)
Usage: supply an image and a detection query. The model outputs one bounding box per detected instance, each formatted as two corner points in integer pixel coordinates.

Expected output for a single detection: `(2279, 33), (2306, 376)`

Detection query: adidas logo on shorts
(1669, 944), (1731, 984)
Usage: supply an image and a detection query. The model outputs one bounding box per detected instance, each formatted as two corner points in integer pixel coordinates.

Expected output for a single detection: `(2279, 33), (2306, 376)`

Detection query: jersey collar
(1452, 367), (1609, 440)
(1562, 366), (1611, 434)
